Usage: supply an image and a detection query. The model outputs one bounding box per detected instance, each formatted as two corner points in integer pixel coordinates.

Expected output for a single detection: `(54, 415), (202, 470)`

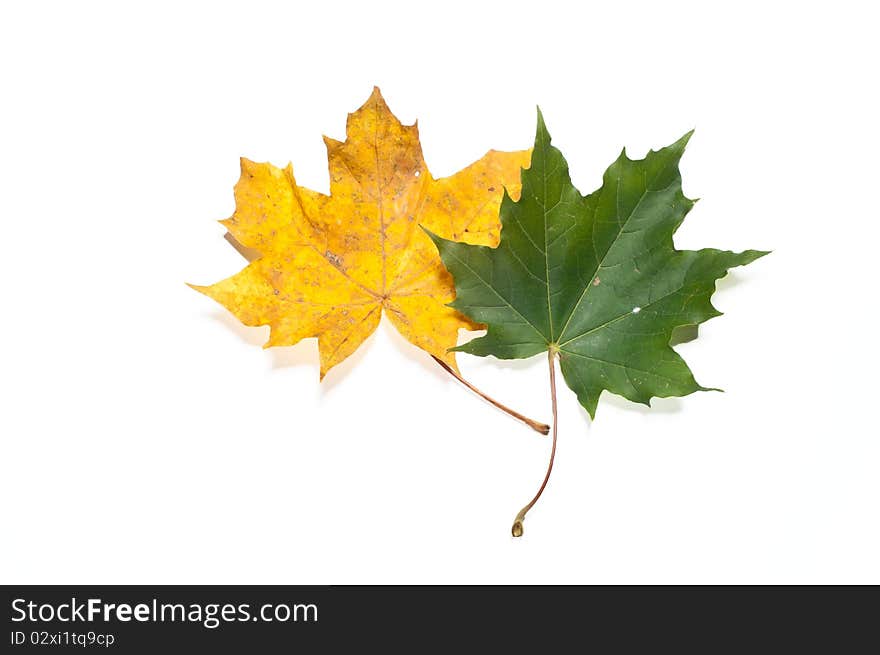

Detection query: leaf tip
(675, 129), (696, 151)
(580, 394), (600, 420)
(322, 134), (343, 151)
(534, 106), (551, 143)
(419, 223), (441, 246)
(317, 356), (333, 382)
(733, 249), (772, 268)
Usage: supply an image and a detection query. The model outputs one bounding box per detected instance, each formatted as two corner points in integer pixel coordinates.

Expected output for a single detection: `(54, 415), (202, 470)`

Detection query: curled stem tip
(431, 356), (550, 435)
(511, 519), (524, 538)
(511, 350), (559, 538)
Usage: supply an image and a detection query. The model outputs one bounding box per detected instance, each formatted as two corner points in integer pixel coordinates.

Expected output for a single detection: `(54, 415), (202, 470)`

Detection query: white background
(1, 1), (877, 584)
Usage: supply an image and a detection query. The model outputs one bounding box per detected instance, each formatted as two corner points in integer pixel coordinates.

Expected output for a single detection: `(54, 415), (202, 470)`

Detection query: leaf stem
(511, 349), (558, 537)
(431, 356), (550, 435)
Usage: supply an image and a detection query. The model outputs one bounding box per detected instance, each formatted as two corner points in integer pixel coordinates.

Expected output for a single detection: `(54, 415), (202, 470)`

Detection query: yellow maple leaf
(192, 88), (530, 378)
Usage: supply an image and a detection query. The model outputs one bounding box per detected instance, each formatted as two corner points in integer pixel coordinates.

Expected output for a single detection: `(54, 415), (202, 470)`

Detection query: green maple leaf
(430, 112), (767, 419)
(429, 112), (766, 536)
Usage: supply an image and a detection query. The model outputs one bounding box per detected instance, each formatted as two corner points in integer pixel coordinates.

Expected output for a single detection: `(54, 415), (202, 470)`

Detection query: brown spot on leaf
(325, 250), (344, 268)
